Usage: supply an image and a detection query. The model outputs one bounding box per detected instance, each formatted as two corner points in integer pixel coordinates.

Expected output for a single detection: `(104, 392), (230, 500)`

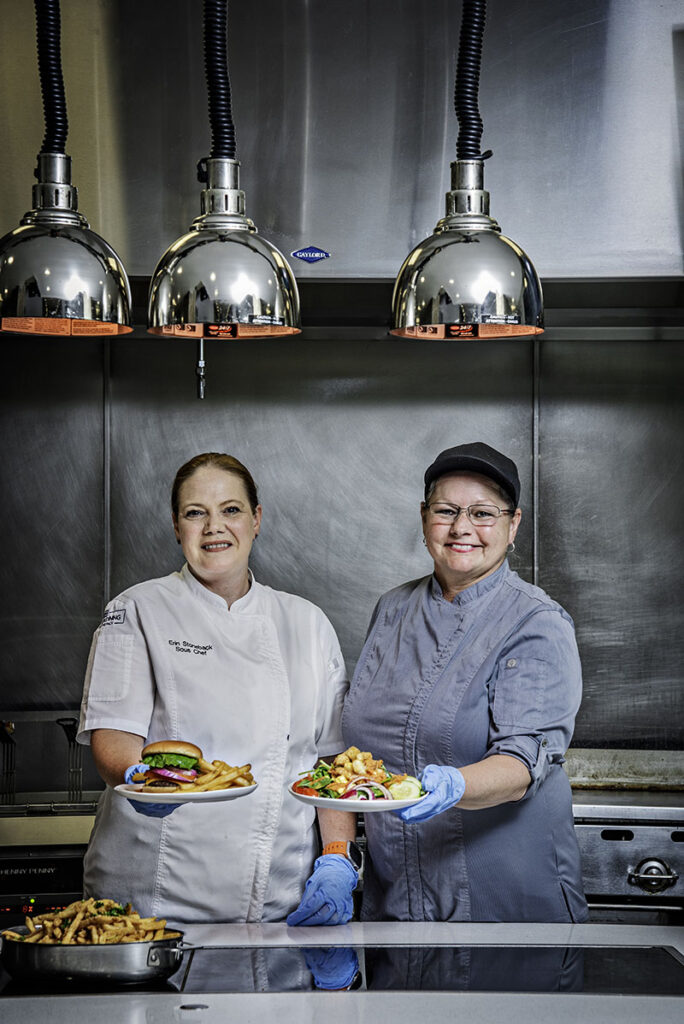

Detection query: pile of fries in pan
(1, 898), (181, 945)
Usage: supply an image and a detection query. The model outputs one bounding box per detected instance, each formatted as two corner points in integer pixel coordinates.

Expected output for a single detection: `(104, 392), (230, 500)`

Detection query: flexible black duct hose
(454, 0), (488, 160)
(203, 0), (237, 159)
(34, 0), (68, 153)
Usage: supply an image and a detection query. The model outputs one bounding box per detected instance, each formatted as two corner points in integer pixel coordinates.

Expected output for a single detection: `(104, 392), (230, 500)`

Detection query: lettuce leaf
(143, 752), (198, 769)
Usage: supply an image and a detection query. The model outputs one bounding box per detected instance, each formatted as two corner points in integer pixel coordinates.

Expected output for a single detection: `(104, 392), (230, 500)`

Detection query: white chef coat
(77, 564), (348, 924)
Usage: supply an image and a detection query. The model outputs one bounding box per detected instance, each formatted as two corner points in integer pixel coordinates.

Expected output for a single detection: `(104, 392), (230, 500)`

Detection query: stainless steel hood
(0, 0), (682, 281)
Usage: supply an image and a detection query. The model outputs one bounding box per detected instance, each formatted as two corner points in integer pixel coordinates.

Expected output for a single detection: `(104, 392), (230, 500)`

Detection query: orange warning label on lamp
(2, 317), (72, 335)
(1, 317), (129, 336)
(70, 320), (125, 335)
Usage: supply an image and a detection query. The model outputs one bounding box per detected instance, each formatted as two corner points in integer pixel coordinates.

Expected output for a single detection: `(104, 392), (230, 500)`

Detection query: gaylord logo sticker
(291, 245), (331, 264)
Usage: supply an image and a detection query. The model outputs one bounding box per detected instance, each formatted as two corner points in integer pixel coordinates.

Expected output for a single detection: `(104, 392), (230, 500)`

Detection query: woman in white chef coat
(77, 452), (358, 925)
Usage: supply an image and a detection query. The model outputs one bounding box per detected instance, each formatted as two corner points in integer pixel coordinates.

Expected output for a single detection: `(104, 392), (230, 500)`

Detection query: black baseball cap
(424, 442), (520, 506)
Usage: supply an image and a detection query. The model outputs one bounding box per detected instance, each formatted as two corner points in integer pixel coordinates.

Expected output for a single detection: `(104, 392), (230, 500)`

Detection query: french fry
(63, 909), (84, 943)
(138, 917), (165, 929)
(192, 768), (221, 787)
(202, 776), (235, 791)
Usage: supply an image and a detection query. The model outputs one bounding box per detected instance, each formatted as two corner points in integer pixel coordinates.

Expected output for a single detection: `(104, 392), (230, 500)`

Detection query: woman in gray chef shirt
(341, 442), (588, 922)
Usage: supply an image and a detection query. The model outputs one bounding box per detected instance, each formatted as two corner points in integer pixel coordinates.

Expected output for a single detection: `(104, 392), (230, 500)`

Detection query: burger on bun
(138, 740), (202, 792)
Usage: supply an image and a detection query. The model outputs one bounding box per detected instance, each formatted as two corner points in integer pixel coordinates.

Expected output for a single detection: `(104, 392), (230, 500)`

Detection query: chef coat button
(286, 734), (290, 741)
(506, 658), (517, 668)
(542, 738), (548, 747)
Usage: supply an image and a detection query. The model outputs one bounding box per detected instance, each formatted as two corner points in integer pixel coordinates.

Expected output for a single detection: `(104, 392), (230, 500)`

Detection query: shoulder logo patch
(101, 609), (126, 626)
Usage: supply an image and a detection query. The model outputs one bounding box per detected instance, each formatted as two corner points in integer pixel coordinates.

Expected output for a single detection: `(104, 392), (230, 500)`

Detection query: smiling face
(422, 471), (521, 597)
(173, 466), (261, 599)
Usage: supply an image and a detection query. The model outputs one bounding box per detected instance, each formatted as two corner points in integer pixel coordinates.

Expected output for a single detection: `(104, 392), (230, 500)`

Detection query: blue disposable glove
(397, 764), (466, 822)
(286, 854), (358, 926)
(303, 946), (360, 990)
(123, 763), (178, 819)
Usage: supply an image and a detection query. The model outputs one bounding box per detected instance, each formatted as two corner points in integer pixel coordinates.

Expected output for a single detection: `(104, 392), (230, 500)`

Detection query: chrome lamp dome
(148, 158), (299, 339)
(0, 154), (131, 335)
(392, 160), (542, 339)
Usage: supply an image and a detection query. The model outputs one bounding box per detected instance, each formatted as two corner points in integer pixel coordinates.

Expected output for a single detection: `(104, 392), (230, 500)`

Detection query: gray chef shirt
(341, 560), (588, 922)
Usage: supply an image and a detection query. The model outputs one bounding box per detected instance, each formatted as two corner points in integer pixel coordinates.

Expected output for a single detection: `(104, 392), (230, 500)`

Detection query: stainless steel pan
(0, 925), (186, 983)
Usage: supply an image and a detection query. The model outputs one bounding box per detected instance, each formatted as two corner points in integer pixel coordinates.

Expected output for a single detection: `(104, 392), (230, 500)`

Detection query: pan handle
(147, 944), (185, 968)
(146, 940), (202, 967)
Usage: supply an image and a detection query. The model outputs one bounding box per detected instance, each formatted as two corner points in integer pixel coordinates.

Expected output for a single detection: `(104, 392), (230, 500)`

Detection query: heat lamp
(391, 0), (543, 339)
(148, 0), (300, 397)
(0, 0), (131, 337)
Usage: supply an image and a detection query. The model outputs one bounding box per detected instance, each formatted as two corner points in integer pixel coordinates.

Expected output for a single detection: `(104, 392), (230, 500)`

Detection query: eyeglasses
(425, 503), (514, 526)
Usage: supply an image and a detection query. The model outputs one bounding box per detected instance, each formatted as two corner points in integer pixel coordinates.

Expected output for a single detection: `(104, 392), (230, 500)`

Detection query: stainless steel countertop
(1, 921), (682, 1023)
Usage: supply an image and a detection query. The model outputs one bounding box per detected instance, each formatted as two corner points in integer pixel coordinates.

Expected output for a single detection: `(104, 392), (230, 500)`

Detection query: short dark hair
(171, 453), (259, 518)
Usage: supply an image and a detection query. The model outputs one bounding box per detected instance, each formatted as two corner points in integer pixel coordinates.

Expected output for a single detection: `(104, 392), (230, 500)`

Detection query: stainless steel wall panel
(0, 294), (682, 795)
(107, 335), (533, 671)
(0, 338), (104, 708)
(537, 341), (684, 749)
(0, 338), (104, 793)
(0, 1), (681, 280)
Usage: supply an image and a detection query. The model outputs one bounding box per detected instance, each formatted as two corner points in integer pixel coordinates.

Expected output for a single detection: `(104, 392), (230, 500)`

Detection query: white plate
(287, 782), (425, 812)
(114, 782), (258, 805)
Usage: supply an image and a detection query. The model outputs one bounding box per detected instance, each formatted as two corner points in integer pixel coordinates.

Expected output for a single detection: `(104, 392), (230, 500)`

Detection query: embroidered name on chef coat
(168, 639), (213, 656)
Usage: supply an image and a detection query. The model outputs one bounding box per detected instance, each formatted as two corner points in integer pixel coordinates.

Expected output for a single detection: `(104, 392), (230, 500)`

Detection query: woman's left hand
(286, 854), (358, 926)
(397, 764), (466, 822)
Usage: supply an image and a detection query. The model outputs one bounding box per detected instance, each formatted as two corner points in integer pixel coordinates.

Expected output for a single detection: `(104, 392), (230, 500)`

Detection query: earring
(507, 542), (515, 554)
(422, 536), (427, 546)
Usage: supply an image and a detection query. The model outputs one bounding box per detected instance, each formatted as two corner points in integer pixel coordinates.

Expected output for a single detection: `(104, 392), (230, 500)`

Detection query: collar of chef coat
(429, 558), (509, 608)
(180, 562), (259, 612)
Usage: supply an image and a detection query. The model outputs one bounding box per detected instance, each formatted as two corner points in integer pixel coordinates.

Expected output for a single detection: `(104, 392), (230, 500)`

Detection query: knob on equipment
(628, 858), (679, 894)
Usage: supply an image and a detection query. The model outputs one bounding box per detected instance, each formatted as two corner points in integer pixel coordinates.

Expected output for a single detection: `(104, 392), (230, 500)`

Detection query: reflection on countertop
(0, 921), (683, 1022)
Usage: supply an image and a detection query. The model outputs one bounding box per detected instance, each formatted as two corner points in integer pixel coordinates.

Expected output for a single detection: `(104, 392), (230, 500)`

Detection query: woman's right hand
(397, 764), (466, 822)
(123, 763), (178, 819)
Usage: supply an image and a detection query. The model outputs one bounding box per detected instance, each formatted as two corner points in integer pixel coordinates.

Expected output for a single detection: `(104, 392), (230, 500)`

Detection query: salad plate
(287, 782), (425, 812)
(114, 782), (257, 804)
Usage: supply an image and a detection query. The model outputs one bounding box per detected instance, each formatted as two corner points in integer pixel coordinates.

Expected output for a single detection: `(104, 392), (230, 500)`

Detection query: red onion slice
(343, 781), (393, 800)
(151, 766), (198, 782)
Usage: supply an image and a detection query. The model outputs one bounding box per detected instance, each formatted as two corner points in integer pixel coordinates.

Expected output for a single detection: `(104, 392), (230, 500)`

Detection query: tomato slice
(293, 779), (317, 796)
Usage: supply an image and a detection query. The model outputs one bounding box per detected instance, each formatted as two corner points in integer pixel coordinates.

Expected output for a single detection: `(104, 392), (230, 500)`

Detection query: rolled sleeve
(485, 608), (582, 798)
(77, 598), (156, 744)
